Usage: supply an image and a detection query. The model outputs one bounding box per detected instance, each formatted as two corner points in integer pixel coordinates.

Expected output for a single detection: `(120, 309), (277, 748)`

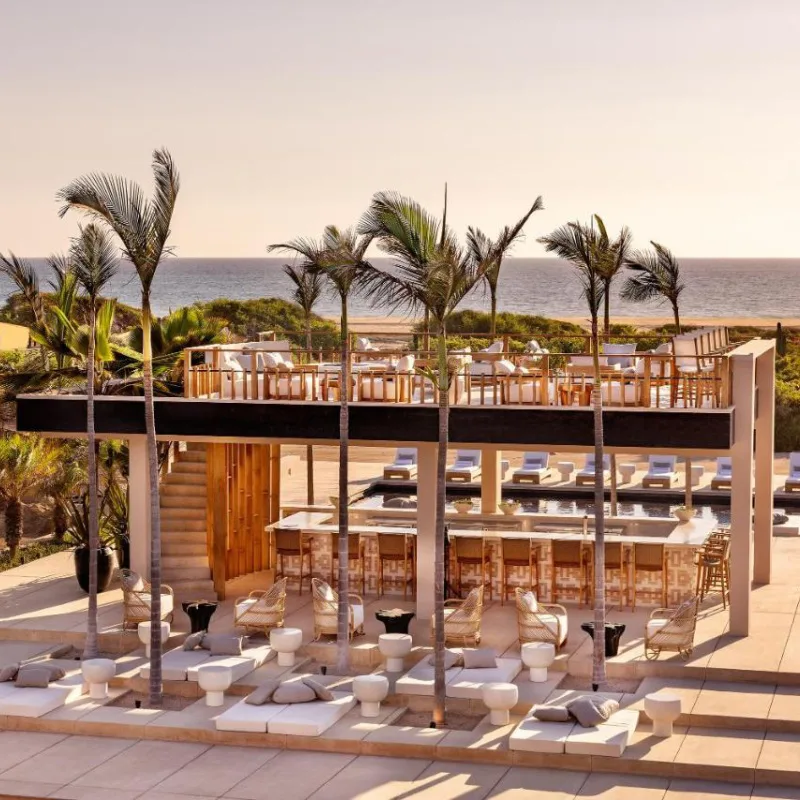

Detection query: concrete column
(415, 443), (438, 625)
(729, 354), (756, 636)
(754, 348), (776, 584)
(481, 447), (502, 514)
(128, 435), (151, 578)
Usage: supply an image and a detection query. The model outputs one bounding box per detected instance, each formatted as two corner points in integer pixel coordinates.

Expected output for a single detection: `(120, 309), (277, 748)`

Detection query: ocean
(1, 258), (798, 321)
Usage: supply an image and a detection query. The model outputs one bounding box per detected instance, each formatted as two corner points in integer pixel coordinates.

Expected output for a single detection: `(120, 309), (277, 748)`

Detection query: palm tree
(538, 215), (629, 692)
(0, 434), (58, 558)
(359, 189), (491, 725)
(594, 225), (632, 338)
(466, 197), (544, 337)
(70, 224), (118, 660)
(283, 264), (325, 505)
(58, 148), (181, 707)
(270, 226), (373, 675)
(622, 242), (685, 334)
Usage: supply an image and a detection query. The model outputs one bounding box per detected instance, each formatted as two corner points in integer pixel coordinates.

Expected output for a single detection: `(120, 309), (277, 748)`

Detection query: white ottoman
(691, 464), (705, 486)
(618, 463), (636, 484)
(197, 665), (233, 707)
(378, 633), (412, 672)
(353, 674), (389, 717)
(521, 642), (556, 682)
(81, 658), (116, 700)
(557, 461), (575, 482)
(270, 627), (303, 667)
(138, 621), (170, 658)
(644, 691), (681, 737)
(482, 682), (518, 726)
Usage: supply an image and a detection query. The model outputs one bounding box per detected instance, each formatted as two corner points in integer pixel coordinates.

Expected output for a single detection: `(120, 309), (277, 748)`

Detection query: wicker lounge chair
(233, 577), (288, 636)
(311, 578), (364, 641)
(644, 596), (700, 660)
(514, 588), (568, 648)
(432, 585), (484, 646)
(119, 569), (174, 630)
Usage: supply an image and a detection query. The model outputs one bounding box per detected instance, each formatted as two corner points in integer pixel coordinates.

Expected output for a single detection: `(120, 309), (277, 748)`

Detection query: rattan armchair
(119, 569), (175, 630)
(433, 585), (484, 646)
(514, 588), (568, 649)
(644, 596), (700, 660)
(233, 577), (288, 636)
(311, 578), (365, 641)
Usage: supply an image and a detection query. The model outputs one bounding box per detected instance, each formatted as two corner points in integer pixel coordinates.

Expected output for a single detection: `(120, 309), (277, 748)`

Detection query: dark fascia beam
(17, 395), (734, 450)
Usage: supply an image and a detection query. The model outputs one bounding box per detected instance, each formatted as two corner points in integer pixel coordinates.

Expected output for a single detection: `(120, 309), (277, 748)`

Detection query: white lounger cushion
(140, 647), (211, 681)
(267, 692), (356, 736)
(537, 612), (569, 645)
(0, 673), (84, 718)
(395, 661), (463, 697)
(446, 658), (523, 700)
(565, 709), (639, 757)
(187, 643), (275, 683)
(509, 713), (576, 754)
(215, 697), (288, 733)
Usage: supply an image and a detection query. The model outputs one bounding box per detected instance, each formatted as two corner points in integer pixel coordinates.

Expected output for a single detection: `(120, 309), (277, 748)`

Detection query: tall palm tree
(70, 224), (118, 660)
(538, 215), (629, 691)
(594, 225), (632, 338)
(284, 264), (325, 505)
(466, 197), (544, 337)
(622, 242), (685, 334)
(359, 190), (491, 725)
(270, 226), (373, 675)
(58, 148), (181, 707)
(0, 434), (58, 558)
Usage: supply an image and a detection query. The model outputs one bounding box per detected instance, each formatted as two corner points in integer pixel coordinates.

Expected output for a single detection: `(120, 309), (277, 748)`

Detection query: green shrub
(0, 540), (70, 573)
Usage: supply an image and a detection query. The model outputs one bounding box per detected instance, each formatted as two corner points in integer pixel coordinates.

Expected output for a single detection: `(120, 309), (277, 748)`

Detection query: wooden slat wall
(207, 442), (277, 599)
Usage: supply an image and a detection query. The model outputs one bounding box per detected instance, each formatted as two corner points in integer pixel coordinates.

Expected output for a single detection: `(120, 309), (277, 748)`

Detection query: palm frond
(621, 241), (684, 305)
(70, 224), (119, 301)
(0, 252), (43, 323)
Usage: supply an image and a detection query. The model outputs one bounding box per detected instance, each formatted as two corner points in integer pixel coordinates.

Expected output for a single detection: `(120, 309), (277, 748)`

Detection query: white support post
(415, 443), (438, 625)
(128, 435), (152, 578)
(754, 347), (775, 585)
(729, 354), (756, 636)
(481, 447), (502, 514)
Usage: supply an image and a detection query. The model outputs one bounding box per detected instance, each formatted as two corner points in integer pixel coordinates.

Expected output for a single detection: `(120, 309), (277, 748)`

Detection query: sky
(1, 0), (799, 258)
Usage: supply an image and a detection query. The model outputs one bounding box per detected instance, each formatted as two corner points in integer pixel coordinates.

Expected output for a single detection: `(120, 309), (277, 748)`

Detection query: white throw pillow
(261, 352), (282, 370)
(522, 591), (538, 613)
(321, 583), (336, 602)
(494, 359), (515, 375)
(396, 355), (415, 372)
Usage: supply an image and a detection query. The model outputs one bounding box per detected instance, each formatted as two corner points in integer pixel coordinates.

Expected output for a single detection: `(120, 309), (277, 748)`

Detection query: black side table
(182, 601), (219, 633)
(580, 622), (626, 657)
(375, 609), (415, 634)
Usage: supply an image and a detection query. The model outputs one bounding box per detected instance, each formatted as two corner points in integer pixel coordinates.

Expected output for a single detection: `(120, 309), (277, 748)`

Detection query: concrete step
(163, 555), (208, 571)
(161, 495), (205, 509)
(162, 519), (206, 533)
(179, 451), (207, 463)
(161, 507), (205, 521)
(186, 442), (207, 453)
(164, 471), (207, 486)
(161, 483), (206, 497)
(162, 539), (206, 553)
(168, 579), (216, 598)
(170, 462), (206, 475)
(162, 565), (211, 582)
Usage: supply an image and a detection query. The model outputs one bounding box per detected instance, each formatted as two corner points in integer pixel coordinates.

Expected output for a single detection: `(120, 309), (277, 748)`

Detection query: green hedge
(0, 541), (70, 573)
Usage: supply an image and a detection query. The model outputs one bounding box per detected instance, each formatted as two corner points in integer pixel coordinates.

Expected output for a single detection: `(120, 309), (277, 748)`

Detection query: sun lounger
(446, 657), (523, 700)
(512, 452), (551, 485)
(446, 450), (482, 483)
(564, 708), (639, 757)
(642, 455), (678, 489)
(215, 697), (288, 733)
(575, 454), (611, 487)
(395, 660), (463, 697)
(383, 448), (418, 480)
(186, 643), (275, 683)
(509, 710), (576, 754)
(139, 647), (213, 682)
(0, 672), (84, 718)
(785, 453), (800, 492)
(711, 457), (732, 490)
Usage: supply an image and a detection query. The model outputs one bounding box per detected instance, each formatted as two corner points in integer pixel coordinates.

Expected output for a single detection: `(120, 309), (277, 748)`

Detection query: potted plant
(499, 500), (521, 515)
(104, 482), (130, 570)
(64, 493), (116, 593)
(673, 505), (695, 523)
(453, 498), (474, 515)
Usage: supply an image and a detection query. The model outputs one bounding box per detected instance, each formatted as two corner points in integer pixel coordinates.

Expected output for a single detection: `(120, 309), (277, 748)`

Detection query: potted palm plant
(453, 498), (474, 515)
(673, 505), (695, 523)
(498, 500), (521, 516)
(64, 493), (116, 593)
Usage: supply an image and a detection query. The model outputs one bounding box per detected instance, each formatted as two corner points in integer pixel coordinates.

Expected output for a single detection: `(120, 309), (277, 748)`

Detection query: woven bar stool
(695, 532), (730, 608)
(550, 539), (590, 606)
(377, 533), (415, 599)
(501, 538), (539, 605)
(453, 536), (493, 601)
(274, 528), (313, 596)
(631, 543), (667, 610)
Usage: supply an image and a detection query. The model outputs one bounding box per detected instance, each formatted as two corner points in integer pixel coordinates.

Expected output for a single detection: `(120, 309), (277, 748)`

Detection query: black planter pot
(74, 546), (116, 594)
(117, 535), (130, 570)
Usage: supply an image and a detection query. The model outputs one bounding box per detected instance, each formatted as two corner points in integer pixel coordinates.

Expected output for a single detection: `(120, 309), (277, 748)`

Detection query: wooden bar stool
(695, 532), (730, 608)
(377, 533), (415, 599)
(332, 532), (366, 596)
(453, 536), (493, 601)
(274, 528), (313, 596)
(550, 539), (590, 606)
(631, 543), (667, 609)
(501, 538), (539, 605)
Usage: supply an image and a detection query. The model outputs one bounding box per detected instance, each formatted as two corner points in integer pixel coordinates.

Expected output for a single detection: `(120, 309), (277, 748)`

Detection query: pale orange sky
(1, 1), (799, 257)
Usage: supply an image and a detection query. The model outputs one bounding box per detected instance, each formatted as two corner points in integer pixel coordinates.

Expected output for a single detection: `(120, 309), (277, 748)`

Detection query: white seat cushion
(646, 618), (686, 647)
(267, 692), (356, 736)
(187, 643), (274, 683)
(565, 709), (639, 757)
(235, 599), (259, 615)
(139, 594), (173, 616)
(509, 713), (575, 754)
(395, 661), (463, 697)
(446, 658), (522, 700)
(140, 647), (211, 681)
(352, 604), (364, 631)
(0, 673), (83, 718)
(215, 697), (288, 732)
(535, 612), (568, 645)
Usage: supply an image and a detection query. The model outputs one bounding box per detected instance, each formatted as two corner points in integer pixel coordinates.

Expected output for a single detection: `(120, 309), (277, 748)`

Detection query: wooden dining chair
(550, 539), (590, 606)
(500, 538), (539, 605)
(631, 543), (667, 609)
(453, 536), (493, 601)
(274, 528), (313, 596)
(377, 533), (416, 599)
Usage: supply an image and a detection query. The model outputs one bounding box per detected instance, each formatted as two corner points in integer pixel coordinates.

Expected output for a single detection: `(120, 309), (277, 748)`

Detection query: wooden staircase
(160, 443), (216, 599)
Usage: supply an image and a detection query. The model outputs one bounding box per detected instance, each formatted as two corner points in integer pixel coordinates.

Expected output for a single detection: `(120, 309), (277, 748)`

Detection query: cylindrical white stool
(557, 461), (575, 482)
(197, 665), (233, 707)
(81, 658), (116, 700)
(378, 633), (412, 672)
(618, 463), (636, 484)
(270, 627), (303, 667)
(691, 464), (705, 487)
(137, 621), (170, 658)
(521, 641), (556, 682)
(353, 674), (389, 717)
(482, 682), (518, 726)
(644, 691), (681, 737)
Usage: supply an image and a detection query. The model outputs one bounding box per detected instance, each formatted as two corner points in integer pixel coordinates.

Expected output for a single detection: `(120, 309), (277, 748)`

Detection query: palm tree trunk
(672, 301), (681, 335)
(53, 502), (68, 544)
(5, 499), (22, 559)
(142, 293), (164, 707)
(603, 281), (611, 339)
(305, 318), (315, 505)
(84, 304), (99, 660)
(432, 323), (448, 726)
(336, 297), (350, 676)
(590, 314), (607, 691)
(490, 291), (498, 339)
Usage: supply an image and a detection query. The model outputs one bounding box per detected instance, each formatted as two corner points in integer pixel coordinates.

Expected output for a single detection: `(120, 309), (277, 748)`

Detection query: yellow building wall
(0, 323), (30, 350)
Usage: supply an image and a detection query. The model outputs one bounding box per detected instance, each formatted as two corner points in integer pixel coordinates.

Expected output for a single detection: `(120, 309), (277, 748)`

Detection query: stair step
(186, 442), (207, 453)
(161, 483), (206, 497)
(163, 555), (208, 570)
(162, 565), (211, 581)
(179, 451), (207, 463)
(168, 579), (216, 598)
(171, 462), (206, 475)
(161, 507), (205, 520)
(162, 519), (206, 533)
(164, 472), (207, 486)
(161, 495), (205, 509)
(163, 546), (207, 560)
